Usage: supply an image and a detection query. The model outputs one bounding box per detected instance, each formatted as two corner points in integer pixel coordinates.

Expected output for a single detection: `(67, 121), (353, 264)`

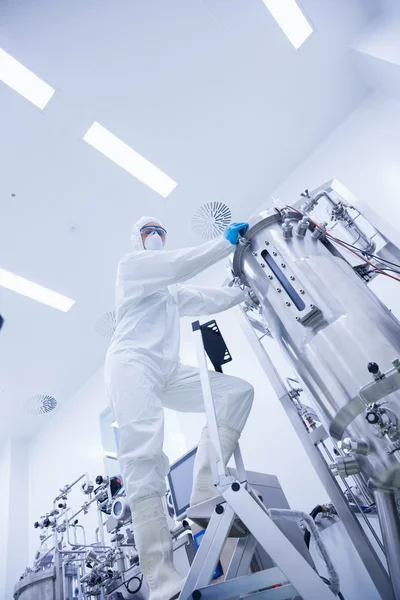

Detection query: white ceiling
(0, 0), (381, 440)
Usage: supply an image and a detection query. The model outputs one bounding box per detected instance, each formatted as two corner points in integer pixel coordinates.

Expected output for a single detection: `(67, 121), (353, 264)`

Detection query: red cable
(286, 205), (400, 283)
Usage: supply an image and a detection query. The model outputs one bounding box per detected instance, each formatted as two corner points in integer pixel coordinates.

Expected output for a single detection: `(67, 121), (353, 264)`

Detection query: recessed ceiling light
(83, 122), (178, 198)
(0, 268), (75, 312)
(0, 48), (55, 109)
(262, 0), (313, 49)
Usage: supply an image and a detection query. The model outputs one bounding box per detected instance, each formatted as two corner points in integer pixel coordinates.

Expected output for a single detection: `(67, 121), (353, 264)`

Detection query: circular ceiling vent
(94, 311), (116, 339)
(25, 394), (57, 416)
(191, 202), (232, 240)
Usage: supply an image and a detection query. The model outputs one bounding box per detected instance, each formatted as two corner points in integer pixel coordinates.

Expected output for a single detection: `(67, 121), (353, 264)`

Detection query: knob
(34, 521), (40, 529)
(311, 221), (328, 240)
(95, 475), (104, 485)
(338, 438), (370, 456)
(338, 438), (358, 455)
(368, 362), (380, 375)
(330, 457), (360, 478)
(82, 480), (94, 495)
(296, 216), (309, 238)
(282, 218), (293, 240)
(43, 518), (50, 528)
(366, 411), (379, 424)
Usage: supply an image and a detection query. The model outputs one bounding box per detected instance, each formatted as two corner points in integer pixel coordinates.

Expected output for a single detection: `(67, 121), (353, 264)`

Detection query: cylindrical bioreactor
(233, 208), (400, 491)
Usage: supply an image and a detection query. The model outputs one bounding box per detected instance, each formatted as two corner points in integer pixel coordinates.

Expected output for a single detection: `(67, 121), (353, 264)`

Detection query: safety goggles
(140, 225), (167, 241)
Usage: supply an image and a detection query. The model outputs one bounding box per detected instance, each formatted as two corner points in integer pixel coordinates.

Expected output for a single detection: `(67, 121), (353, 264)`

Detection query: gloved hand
(224, 222), (249, 245)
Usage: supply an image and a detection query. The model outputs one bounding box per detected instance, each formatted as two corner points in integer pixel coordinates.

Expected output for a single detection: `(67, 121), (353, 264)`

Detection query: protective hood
(131, 216), (165, 251)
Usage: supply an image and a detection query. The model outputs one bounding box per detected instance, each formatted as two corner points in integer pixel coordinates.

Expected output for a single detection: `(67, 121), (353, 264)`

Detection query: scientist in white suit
(105, 216), (254, 600)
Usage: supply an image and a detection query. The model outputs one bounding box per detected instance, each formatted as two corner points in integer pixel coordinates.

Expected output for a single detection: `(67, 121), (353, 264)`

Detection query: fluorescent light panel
(0, 268), (75, 312)
(83, 122), (177, 198)
(262, 0), (313, 49)
(0, 48), (55, 109)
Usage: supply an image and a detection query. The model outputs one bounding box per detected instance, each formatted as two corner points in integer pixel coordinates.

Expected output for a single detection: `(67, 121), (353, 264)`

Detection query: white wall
(0, 439), (29, 600)
(0, 442), (10, 600)
(268, 92), (400, 225)
(5, 440), (29, 599)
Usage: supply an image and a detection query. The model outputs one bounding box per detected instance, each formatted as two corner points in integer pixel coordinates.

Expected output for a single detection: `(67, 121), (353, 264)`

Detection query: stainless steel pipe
(374, 490), (400, 600)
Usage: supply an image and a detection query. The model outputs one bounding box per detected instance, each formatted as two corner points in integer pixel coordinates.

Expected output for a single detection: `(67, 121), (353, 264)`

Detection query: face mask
(144, 231), (164, 250)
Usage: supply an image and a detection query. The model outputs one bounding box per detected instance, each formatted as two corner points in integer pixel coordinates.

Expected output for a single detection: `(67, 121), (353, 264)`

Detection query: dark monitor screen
(167, 447), (197, 519)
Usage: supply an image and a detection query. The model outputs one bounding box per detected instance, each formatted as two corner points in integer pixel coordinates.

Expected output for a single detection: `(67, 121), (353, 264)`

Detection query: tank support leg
(375, 489), (400, 600)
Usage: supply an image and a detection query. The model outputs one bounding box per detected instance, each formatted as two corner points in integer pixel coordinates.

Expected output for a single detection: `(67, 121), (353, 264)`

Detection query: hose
(321, 576), (346, 599)
(268, 508), (340, 597)
(304, 505), (324, 549)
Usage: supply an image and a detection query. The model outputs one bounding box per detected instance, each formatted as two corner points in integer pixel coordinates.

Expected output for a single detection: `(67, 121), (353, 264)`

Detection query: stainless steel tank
(14, 564), (78, 600)
(233, 208), (400, 490)
(14, 568), (56, 600)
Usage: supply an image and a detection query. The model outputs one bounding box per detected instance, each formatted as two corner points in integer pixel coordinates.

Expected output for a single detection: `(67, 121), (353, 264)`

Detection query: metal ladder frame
(178, 321), (335, 600)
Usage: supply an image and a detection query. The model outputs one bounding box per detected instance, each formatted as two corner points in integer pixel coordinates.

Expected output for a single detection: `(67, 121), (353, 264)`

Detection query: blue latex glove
(224, 222), (249, 245)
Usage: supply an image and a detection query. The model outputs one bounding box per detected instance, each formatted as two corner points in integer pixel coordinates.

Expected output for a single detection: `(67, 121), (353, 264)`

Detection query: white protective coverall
(105, 216), (254, 504)
(104, 216), (254, 600)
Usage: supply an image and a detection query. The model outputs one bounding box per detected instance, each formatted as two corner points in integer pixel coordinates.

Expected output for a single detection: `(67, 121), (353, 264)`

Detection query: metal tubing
(53, 531), (63, 600)
(37, 545), (56, 562)
(233, 443), (248, 484)
(62, 559), (70, 600)
(67, 490), (105, 524)
(304, 190), (375, 253)
(97, 504), (106, 547)
(341, 475), (385, 555)
(375, 490), (400, 599)
(320, 441), (385, 554)
(54, 473), (88, 505)
(71, 523), (88, 548)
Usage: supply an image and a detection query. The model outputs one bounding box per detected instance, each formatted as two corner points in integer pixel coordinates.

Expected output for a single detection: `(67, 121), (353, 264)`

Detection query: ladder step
(190, 515), (249, 538)
(187, 497), (249, 538)
(244, 583), (298, 600)
(192, 567), (290, 600)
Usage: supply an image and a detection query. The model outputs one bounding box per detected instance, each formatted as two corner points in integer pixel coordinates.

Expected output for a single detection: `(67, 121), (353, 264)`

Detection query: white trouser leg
(162, 364), (254, 432)
(105, 353), (170, 503)
(105, 355), (184, 599)
(161, 365), (254, 507)
(131, 495), (185, 600)
(190, 426), (240, 507)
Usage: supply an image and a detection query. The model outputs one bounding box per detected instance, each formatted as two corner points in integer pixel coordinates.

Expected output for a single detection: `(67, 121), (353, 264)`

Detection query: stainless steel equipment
(233, 207), (400, 490)
(232, 179), (400, 599)
(14, 568), (57, 600)
(17, 458), (318, 600)
(14, 469), (198, 600)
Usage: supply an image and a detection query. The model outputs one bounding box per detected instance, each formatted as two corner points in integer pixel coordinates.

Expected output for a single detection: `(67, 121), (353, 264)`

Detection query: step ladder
(178, 320), (335, 600)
